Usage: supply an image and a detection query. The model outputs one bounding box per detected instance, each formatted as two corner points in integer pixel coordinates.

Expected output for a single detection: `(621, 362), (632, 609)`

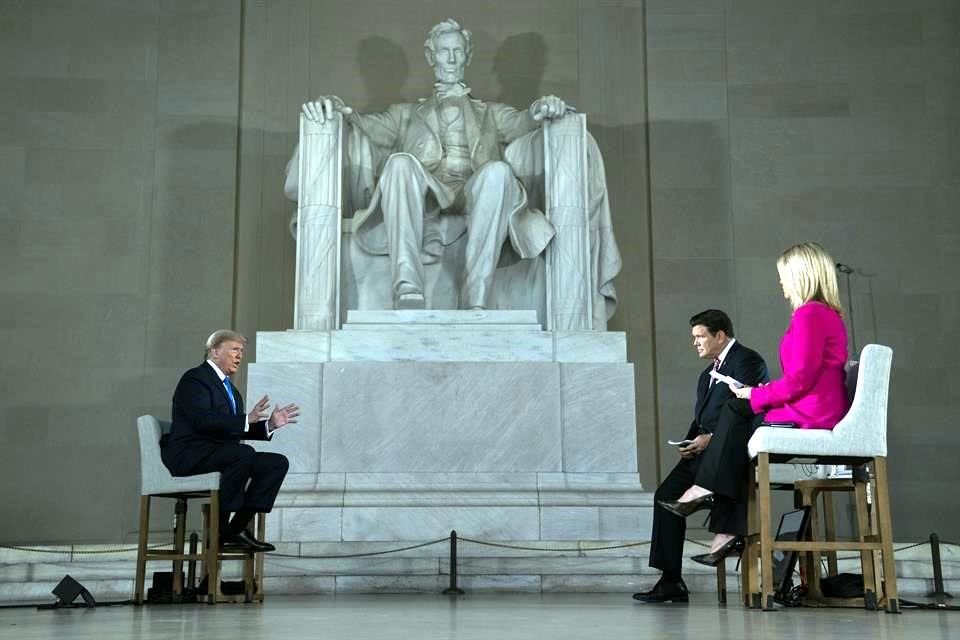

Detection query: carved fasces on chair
(294, 113), (343, 330)
(543, 113), (592, 330)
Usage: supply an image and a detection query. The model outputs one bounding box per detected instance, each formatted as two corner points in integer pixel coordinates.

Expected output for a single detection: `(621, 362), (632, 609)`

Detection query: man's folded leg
(184, 446), (286, 552)
(221, 452), (289, 552)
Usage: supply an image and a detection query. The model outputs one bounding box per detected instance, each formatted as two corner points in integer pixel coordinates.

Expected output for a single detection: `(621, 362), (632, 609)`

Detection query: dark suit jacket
(685, 341), (769, 441)
(160, 362), (270, 475)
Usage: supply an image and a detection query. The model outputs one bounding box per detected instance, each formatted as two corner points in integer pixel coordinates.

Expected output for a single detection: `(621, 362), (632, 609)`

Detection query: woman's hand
(730, 384), (752, 399)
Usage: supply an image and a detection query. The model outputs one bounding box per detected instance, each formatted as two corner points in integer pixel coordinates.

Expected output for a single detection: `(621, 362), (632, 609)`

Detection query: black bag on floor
(820, 573), (865, 598)
(147, 571), (198, 604)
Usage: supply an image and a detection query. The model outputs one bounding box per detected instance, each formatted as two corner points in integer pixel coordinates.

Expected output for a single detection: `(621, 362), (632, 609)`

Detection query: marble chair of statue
(283, 112), (621, 333)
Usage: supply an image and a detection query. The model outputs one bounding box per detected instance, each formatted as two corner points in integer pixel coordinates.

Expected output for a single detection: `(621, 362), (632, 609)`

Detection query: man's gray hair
(424, 18), (473, 65)
(205, 329), (247, 357)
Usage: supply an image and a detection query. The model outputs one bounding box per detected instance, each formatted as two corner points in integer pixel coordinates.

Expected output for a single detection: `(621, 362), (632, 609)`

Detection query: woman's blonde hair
(776, 242), (843, 313)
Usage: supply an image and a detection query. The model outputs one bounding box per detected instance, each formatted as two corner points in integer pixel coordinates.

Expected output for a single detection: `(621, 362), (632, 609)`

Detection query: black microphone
(836, 263), (854, 274)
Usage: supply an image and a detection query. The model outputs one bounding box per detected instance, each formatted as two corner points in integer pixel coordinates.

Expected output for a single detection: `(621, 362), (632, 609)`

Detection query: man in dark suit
(633, 310), (768, 603)
(160, 330), (300, 551)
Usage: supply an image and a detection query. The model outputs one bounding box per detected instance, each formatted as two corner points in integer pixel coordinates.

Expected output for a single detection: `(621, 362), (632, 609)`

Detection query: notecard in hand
(708, 370), (744, 388)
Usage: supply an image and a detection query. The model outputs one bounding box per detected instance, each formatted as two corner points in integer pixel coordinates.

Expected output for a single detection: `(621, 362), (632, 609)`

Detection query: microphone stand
(836, 263), (856, 353)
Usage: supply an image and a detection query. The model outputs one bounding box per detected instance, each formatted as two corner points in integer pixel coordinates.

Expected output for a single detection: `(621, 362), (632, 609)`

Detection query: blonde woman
(660, 242), (850, 566)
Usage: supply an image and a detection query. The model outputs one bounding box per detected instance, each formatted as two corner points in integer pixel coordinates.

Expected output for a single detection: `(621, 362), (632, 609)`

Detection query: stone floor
(1, 594), (954, 640)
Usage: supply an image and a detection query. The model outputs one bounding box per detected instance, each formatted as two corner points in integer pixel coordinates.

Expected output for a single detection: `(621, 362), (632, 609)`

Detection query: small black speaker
(51, 574), (96, 608)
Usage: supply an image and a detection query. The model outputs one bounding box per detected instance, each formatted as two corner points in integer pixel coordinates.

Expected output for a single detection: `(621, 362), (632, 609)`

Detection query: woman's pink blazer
(750, 301), (850, 429)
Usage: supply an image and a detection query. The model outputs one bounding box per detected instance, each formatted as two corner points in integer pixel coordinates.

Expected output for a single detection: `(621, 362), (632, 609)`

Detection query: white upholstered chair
(134, 415), (264, 604)
(743, 344), (898, 612)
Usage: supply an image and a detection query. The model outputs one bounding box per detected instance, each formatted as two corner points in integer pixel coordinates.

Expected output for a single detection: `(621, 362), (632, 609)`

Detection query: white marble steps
(255, 328), (627, 363)
(342, 324), (543, 331)
(261, 473), (649, 544)
(274, 473), (649, 507)
(1, 541), (953, 602)
(264, 506), (651, 544)
(344, 309), (541, 327)
(255, 309), (626, 363)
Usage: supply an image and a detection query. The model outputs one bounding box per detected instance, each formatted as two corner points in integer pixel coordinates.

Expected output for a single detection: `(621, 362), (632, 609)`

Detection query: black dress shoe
(221, 529), (276, 552)
(632, 577), (689, 603)
(658, 493), (715, 518)
(690, 536), (745, 567)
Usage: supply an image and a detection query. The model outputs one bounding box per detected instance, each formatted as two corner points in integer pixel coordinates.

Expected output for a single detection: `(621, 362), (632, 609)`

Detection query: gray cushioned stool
(134, 415), (264, 604)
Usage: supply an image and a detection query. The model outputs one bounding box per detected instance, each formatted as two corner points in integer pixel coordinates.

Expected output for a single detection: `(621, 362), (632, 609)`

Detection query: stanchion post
(442, 530), (466, 595)
(927, 532), (953, 605)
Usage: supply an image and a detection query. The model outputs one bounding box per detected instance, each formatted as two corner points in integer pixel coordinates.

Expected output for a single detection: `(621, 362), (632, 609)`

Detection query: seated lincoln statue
(284, 18), (621, 323)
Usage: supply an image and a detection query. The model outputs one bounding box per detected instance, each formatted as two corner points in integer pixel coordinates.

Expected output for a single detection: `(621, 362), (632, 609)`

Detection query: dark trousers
(695, 398), (764, 536)
(649, 455), (702, 578)
(163, 441), (288, 527)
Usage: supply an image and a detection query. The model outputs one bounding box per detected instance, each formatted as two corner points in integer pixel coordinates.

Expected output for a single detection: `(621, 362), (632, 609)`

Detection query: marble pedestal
(246, 310), (647, 590)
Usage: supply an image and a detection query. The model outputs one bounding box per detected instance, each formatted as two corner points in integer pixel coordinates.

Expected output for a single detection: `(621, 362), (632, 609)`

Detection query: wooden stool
(135, 415), (224, 605)
(791, 472), (884, 609)
(718, 473), (854, 607)
(135, 415), (268, 605)
(744, 456), (897, 611)
(199, 504), (266, 604)
(135, 491), (222, 604)
(742, 346), (898, 612)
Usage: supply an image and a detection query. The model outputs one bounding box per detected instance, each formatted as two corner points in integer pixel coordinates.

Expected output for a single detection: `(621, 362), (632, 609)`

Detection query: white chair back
(136, 414), (220, 495)
(828, 344), (893, 457)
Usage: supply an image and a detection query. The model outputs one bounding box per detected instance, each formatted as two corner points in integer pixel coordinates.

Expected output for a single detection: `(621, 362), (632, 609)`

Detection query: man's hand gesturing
(247, 394), (271, 424)
(268, 402), (300, 432)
